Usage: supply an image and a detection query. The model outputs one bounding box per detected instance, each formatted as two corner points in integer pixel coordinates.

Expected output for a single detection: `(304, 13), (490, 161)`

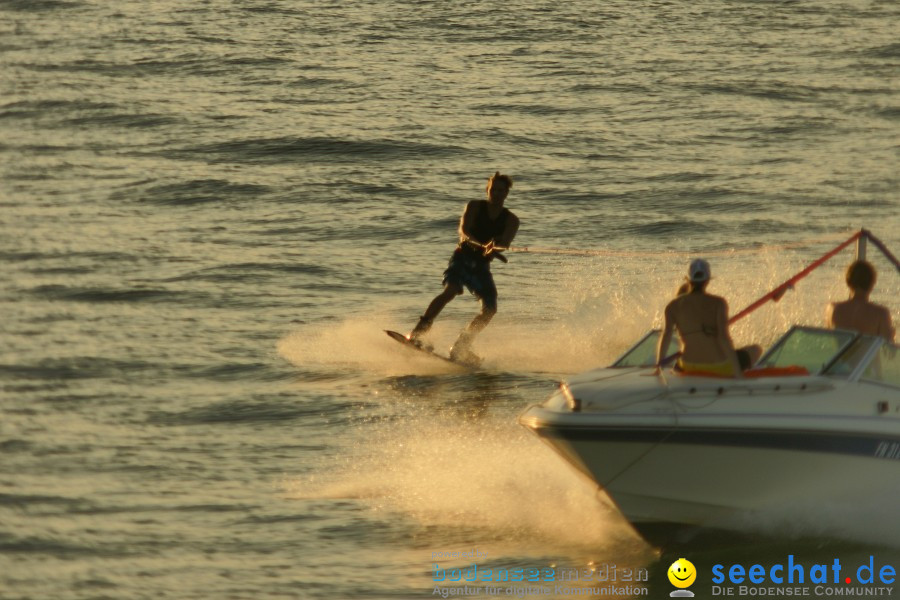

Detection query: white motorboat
(519, 326), (900, 542)
(519, 230), (900, 543)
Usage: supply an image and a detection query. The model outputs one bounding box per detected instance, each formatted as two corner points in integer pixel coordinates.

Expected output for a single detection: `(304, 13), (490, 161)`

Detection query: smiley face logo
(668, 558), (697, 588)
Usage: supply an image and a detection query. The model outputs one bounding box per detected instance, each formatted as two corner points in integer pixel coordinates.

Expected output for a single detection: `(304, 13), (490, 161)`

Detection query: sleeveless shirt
(468, 202), (510, 245)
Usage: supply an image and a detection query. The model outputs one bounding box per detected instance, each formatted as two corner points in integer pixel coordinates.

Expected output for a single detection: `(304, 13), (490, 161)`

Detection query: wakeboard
(384, 330), (480, 368)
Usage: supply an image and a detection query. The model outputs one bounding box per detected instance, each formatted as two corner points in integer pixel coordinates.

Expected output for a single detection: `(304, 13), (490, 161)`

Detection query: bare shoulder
(664, 297), (680, 315)
(706, 293), (729, 309)
(829, 300), (850, 320)
(831, 299), (850, 310)
(825, 300), (836, 322)
(462, 200), (484, 217)
(875, 303), (894, 324)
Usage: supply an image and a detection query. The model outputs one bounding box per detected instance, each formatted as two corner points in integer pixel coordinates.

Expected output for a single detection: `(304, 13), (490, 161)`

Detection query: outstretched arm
(656, 303), (676, 371)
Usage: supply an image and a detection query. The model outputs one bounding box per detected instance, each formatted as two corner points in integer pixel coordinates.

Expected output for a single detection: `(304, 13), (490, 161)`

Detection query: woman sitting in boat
(655, 259), (761, 378)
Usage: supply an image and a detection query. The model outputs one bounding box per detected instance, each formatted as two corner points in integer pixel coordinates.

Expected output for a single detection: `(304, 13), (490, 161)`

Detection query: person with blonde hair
(827, 260), (895, 341)
(407, 172), (520, 364)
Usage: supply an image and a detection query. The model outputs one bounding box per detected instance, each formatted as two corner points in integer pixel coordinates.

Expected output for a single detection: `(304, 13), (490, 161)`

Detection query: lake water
(1, 1), (898, 598)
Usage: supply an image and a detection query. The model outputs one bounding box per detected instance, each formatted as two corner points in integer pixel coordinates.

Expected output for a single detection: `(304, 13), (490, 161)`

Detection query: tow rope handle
(462, 239), (509, 263)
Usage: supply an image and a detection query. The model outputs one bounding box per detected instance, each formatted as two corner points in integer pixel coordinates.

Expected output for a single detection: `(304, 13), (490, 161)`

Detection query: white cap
(688, 258), (711, 283)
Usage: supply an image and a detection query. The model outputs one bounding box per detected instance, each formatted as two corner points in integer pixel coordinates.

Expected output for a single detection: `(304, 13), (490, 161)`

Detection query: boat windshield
(612, 330), (679, 368)
(824, 337), (900, 388)
(860, 344), (900, 388)
(612, 326), (898, 384)
(757, 326), (857, 375)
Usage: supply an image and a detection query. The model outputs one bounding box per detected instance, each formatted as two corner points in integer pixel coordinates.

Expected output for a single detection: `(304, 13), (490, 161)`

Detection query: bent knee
(444, 283), (463, 297)
(747, 344), (763, 362)
(481, 299), (498, 315)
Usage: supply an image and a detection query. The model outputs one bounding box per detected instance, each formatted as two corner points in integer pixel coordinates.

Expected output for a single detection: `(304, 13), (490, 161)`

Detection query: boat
(518, 230), (900, 544)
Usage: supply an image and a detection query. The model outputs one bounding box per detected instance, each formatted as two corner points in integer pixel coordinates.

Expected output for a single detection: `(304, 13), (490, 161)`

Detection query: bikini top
(681, 323), (719, 337)
(676, 294), (719, 337)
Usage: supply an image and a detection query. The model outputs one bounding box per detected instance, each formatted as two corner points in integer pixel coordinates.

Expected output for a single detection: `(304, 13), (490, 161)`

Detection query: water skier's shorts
(442, 248), (497, 309)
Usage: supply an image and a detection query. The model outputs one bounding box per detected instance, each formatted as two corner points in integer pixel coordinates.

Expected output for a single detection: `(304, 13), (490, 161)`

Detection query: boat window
(860, 344), (900, 388)
(613, 330), (680, 368)
(822, 337), (878, 378)
(757, 327), (856, 374)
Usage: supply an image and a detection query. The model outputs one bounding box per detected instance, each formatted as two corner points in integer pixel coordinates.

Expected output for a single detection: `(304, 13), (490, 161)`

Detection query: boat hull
(519, 372), (900, 536)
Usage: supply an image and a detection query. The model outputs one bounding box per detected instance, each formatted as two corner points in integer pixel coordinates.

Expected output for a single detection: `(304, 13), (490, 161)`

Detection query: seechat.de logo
(668, 558), (697, 598)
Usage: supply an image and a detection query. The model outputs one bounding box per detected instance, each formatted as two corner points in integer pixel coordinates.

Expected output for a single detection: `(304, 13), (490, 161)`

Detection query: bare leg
(739, 344), (763, 368)
(746, 344), (762, 365)
(463, 303), (497, 338)
(450, 300), (497, 362)
(423, 284), (462, 322)
(409, 283), (463, 341)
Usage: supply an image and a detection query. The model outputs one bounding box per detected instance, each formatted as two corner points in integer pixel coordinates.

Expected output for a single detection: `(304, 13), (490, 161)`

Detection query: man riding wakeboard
(407, 171), (520, 365)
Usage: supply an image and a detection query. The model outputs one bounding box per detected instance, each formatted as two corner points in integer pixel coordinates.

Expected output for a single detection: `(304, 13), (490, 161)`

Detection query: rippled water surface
(2, 1), (899, 598)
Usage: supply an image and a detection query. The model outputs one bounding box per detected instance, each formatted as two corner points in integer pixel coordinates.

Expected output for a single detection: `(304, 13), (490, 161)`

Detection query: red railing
(729, 229), (897, 325)
(659, 229), (896, 366)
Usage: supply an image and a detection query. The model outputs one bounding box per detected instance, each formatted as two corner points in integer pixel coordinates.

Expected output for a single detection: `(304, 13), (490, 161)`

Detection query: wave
(19, 58), (210, 77)
(0, 99), (118, 119)
(285, 412), (645, 552)
(0, 357), (155, 381)
(147, 397), (355, 426)
(28, 284), (208, 304)
(169, 136), (468, 165)
(0, 357), (295, 386)
(0, 533), (132, 558)
(0, 0), (84, 12)
(692, 81), (821, 103)
(871, 106), (900, 120)
(63, 112), (180, 129)
(471, 103), (591, 116)
(0, 439), (32, 453)
(861, 42), (900, 59)
(117, 179), (272, 206)
(0, 250), (138, 264)
(239, 4), (304, 16)
(621, 219), (696, 237)
(0, 492), (83, 508)
(14, 55), (292, 79)
(286, 75), (352, 89)
(167, 262), (332, 283)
